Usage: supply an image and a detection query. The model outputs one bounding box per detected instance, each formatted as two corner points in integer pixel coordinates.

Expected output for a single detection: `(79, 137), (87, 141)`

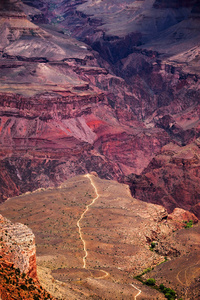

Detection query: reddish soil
(0, 260), (55, 300)
(0, 174), (198, 299)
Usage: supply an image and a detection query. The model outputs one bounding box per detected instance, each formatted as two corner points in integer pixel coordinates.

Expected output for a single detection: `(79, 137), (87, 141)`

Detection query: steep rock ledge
(0, 214), (37, 279)
(122, 141), (200, 218)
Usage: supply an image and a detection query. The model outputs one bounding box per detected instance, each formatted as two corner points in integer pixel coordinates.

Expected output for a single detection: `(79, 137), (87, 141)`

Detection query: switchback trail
(176, 259), (200, 300)
(130, 283), (142, 300)
(77, 173), (142, 298)
(77, 174), (109, 279)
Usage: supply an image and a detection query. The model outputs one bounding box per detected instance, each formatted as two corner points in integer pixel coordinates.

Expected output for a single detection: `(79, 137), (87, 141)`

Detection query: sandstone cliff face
(0, 0), (171, 202)
(0, 214), (37, 279)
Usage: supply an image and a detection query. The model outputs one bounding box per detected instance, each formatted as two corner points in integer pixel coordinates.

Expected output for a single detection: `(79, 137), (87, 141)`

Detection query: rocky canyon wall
(0, 0), (199, 217)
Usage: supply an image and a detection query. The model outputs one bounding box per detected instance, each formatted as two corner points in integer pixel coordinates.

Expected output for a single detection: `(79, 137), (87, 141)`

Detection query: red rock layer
(123, 141), (200, 218)
(0, 260), (55, 300)
(0, 0), (200, 218)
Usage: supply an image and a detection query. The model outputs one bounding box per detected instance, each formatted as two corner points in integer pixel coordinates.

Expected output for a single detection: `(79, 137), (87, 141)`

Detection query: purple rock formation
(0, 0), (200, 217)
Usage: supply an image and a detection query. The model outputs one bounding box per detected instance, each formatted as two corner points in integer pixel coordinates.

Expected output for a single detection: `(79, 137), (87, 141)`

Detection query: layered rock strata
(0, 214), (37, 279)
(0, 0), (200, 218)
(123, 140), (200, 218)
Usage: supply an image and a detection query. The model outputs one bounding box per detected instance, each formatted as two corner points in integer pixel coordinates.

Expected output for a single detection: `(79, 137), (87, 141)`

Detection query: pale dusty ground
(0, 174), (181, 299)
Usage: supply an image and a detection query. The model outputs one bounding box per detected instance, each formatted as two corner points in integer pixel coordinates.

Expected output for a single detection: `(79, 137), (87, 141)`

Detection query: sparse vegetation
(135, 270), (177, 300)
(145, 278), (156, 286)
(1, 175), (197, 299)
(159, 284), (176, 299)
(184, 220), (193, 229)
(0, 261), (55, 299)
(134, 267), (152, 281)
(150, 241), (157, 251)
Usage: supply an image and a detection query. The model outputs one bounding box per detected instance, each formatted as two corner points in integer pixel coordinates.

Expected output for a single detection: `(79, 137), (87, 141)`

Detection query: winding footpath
(77, 174), (109, 279)
(77, 174), (99, 269)
(130, 283), (142, 300)
(176, 259), (200, 300)
(77, 173), (142, 298)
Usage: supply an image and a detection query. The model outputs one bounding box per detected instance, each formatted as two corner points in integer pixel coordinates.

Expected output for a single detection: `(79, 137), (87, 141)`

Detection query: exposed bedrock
(0, 105), (170, 201)
(0, 214), (37, 279)
(0, 0), (199, 218)
(122, 140), (200, 218)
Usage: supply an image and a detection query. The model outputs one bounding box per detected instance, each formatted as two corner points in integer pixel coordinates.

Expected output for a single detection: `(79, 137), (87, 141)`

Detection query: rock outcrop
(0, 213), (56, 299)
(168, 207), (198, 224)
(123, 141), (200, 218)
(0, 214), (37, 279)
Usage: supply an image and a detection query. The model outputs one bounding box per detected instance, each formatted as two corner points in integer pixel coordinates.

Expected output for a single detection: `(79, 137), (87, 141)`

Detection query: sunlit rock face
(0, 0), (199, 216)
(0, 214), (37, 279)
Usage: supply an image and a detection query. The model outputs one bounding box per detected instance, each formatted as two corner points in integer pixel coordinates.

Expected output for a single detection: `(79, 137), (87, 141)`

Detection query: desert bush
(145, 278), (156, 286)
(184, 220), (193, 228)
(159, 283), (165, 291)
(159, 284), (176, 299)
(143, 267), (151, 274)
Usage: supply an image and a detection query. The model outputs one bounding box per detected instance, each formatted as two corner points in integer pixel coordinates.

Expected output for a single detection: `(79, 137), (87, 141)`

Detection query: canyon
(0, 0), (200, 218)
(0, 0), (200, 299)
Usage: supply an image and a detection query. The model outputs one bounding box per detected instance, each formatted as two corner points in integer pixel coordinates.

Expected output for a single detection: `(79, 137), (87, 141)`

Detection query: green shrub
(150, 241), (157, 251)
(145, 278), (156, 286)
(159, 284), (176, 299)
(165, 292), (173, 299)
(141, 267), (151, 275)
(184, 220), (193, 228)
(159, 283), (165, 291)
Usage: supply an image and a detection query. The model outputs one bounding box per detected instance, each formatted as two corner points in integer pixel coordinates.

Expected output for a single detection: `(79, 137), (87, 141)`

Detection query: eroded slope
(0, 174), (198, 299)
